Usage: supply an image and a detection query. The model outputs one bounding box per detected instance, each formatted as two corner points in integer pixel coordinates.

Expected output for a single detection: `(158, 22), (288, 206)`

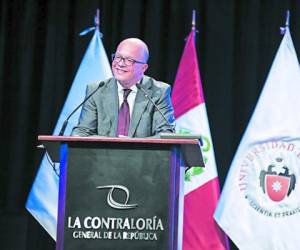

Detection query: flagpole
(280, 10), (290, 35)
(285, 10), (290, 27)
(192, 9), (196, 31)
(95, 8), (100, 30)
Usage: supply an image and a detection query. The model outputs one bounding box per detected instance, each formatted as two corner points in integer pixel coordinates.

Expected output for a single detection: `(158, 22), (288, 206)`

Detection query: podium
(38, 135), (202, 250)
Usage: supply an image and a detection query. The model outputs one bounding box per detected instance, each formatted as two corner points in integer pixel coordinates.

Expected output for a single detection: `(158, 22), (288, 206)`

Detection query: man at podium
(72, 38), (175, 138)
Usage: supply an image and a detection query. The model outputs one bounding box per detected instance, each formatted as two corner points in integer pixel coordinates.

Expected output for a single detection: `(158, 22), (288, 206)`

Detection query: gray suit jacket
(71, 75), (175, 137)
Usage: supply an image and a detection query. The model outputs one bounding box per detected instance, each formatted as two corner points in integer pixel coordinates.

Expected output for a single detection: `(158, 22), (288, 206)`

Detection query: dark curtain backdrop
(1, 0), (300, 249)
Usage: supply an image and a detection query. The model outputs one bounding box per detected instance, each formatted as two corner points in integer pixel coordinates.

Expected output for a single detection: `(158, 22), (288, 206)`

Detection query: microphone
(58, 82), (105, 136)
(136, 83), (175, 131)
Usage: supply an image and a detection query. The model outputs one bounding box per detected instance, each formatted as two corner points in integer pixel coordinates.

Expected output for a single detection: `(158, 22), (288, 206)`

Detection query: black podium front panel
(62, 142), (178, 250)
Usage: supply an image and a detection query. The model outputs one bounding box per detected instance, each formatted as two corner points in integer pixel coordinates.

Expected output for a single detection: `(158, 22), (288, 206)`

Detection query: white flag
(26, 28), (112, 240)
(214, 27), (300, 250)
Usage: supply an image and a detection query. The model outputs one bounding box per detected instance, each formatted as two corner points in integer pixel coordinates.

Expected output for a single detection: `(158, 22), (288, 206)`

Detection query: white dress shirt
(116, 81), (138, 118)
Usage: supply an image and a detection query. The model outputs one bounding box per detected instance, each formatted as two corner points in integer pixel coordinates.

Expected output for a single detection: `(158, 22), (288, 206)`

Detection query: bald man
(71, 38), (175, 138)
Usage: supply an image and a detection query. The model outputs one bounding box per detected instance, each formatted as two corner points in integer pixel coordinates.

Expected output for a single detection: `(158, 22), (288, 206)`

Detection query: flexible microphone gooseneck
(136, 83), (175, 131)
(58, 82), (105, 136)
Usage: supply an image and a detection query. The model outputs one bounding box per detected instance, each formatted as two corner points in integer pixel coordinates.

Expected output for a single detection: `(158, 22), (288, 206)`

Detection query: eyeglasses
(112, 53), (146, 66)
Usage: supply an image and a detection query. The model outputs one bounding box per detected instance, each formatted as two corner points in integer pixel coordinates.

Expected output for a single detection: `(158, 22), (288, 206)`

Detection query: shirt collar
(116, 80), (138, 93)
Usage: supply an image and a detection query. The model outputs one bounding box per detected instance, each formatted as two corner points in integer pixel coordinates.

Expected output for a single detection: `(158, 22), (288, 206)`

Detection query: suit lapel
(102, 78), (119, 136)
(128, 77), (152, 137)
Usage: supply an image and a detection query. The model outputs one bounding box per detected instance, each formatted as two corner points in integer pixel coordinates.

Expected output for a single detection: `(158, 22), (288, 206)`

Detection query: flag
(172, 30), (228, 250)
(214, 27), (300, 250)
(26, 27), (112, 240)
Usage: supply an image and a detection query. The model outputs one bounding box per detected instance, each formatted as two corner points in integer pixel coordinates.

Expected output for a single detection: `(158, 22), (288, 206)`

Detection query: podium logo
(96, 185), (138, 210)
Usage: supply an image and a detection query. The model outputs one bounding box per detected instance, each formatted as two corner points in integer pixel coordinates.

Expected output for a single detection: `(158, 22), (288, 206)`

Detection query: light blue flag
(26, 27), (112, 240)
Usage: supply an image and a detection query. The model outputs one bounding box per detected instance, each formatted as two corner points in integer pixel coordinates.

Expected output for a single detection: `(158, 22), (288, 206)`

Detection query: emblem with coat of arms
(259, 157), (296, 202)
(238, 140), (300, 218)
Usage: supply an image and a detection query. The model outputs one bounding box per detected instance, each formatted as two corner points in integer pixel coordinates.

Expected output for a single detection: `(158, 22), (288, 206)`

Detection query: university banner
(214, 27), (300, 250)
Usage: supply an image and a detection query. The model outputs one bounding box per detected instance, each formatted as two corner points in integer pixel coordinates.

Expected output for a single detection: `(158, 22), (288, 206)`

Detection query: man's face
(112, 41), (148, 88)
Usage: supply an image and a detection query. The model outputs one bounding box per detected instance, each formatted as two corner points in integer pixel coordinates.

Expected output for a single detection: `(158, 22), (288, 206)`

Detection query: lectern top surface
(38, 135), (199, 145)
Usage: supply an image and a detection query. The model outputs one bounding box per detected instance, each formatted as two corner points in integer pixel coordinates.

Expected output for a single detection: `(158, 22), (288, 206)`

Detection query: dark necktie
(117, 89), (132, 136)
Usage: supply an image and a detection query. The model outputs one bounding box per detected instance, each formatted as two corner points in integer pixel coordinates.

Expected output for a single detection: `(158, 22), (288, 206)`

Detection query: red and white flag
(172, 29), (228, 250)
